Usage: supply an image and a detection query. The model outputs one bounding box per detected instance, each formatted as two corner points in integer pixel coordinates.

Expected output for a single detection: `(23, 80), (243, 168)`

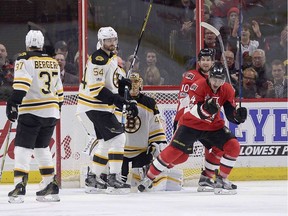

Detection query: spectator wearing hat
(54, 40), (77, 76)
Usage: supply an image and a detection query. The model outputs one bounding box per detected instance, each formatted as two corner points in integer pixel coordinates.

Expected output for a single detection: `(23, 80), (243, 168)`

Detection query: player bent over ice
(120, 73), (182, 192)
(138, 63), (247, 195)
(6, 30), (63, 203)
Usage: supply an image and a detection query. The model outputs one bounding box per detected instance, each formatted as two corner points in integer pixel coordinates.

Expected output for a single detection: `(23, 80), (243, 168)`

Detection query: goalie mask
(130, 72), (143, 97)
(97, 26), (118, 47)
(25, 30), (44, 49)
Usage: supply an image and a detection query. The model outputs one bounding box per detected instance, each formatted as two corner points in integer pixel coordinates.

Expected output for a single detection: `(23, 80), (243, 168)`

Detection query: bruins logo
(125, 116), (141, 133)
(113, 68), (119, 87)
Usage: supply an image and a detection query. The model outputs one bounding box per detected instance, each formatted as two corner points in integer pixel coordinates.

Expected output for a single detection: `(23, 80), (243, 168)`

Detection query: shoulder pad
(17, 51), (50, 60)
(138, 94), (159, 114)
(91, 49), (109, 65)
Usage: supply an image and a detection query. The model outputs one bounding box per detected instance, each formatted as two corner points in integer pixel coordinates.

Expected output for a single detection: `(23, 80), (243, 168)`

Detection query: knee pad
(34, 147), (54, 167)
(106, 133), (126, 152)
(14, 146), (33, 172)
(223, 138), (240, 158)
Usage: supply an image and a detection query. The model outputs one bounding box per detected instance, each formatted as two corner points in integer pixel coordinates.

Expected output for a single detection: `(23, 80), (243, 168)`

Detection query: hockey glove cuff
(234, 107), (247, 123)
(118, 77), (132, 97)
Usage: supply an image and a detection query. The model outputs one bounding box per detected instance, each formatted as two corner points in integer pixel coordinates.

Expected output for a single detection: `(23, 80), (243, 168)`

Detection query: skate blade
(85, 186), (107, 194)
(36, 194), (60, 202)
(197, 186), (214, 192)
(214, 188), (237, 195)
(106, 187), (130, 195)
(8, 195), (24, 204)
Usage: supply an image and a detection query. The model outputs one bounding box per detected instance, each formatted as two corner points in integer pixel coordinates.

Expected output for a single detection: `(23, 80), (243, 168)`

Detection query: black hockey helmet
(209, 62), (226, 81)
(198, 48), (215, 60)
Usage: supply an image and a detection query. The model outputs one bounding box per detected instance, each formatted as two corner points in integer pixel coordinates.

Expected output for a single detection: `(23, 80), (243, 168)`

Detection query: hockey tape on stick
(200, 22), (232, 85)
(76, 114), (97, 155)
(0, 122), (12, 181)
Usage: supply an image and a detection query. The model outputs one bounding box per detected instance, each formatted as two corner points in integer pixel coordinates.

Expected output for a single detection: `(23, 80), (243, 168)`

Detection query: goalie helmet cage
(57, 86), (205, 188)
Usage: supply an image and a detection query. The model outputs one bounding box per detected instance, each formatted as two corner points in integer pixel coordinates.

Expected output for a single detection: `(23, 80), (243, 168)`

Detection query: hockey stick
(237, 0), (243, 107)
(76, 114), (98, 155)
(200, 22), (232, 85)
(0, 122), (13, 181)
(121, 0), (153, 125)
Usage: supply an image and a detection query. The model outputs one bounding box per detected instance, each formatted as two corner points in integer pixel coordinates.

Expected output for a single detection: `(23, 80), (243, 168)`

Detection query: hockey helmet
(209, 62), (226, 81)
(198, 48), (215, 60)
(130, 72), (143, 96)
(98, 27), (118, 45)
(25, 30), (44, 49)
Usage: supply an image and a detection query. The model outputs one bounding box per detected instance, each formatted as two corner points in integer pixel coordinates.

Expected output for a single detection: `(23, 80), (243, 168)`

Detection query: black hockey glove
(6, 100), (18, 122)
(126, 100), (138, 118)
(118, 77), (132, 97)
(235, 107), (247, 123)
(203, 98), (219, 115)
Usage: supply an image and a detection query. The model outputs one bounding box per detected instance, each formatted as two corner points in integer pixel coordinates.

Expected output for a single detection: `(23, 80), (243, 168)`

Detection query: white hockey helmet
(97, 27), (117, 45)
(25, 30), (44, 49)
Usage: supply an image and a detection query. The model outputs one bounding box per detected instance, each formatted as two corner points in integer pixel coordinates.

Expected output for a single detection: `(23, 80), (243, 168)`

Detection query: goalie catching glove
(96, 87), (138, 118)
(234, 107), (247, 123)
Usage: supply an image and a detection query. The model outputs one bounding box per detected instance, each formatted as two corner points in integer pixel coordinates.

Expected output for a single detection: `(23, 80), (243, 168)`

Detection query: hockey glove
(203, 98), (219, 115)
(118, 77), (132, 97)
(150, 142), (167, 158)
(6, 100), (18, 122)
(126, 100), (138, 118)
(234, 107), (247, 123)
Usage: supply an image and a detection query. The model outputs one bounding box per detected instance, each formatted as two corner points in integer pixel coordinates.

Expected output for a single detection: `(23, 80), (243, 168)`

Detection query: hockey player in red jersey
(173, 48), (214, 132)
(138, 62), (247, 195)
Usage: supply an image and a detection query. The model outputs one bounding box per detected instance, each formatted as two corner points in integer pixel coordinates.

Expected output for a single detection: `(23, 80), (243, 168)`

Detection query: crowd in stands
(0, 0), (287, 101)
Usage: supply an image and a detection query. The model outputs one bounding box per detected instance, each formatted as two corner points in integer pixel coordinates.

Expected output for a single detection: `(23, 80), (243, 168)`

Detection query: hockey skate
(106, 173), (131, 194)
(36, 176), (60, 202)
(214, 170), (237, 195)
(197, 171), (215, 192)
(138, 176), (153, 192)
(8, 175), (28, 204)
(85, 172), (107, 194)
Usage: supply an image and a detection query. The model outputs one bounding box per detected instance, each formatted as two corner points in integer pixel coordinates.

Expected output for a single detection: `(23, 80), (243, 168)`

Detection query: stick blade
(200, 22), (220, 36)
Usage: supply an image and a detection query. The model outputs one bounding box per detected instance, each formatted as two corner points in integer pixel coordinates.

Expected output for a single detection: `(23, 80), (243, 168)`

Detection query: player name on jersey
(34, 60), (58, 69)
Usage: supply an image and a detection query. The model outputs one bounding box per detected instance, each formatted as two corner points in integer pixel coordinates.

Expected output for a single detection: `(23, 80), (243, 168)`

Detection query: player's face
(103, 37), (118, 52)
(199, 56), (214, 73)
(209, 77), (225, 92)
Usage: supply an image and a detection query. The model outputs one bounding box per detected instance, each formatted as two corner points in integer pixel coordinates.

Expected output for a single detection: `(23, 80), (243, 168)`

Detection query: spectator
(144, 65), (163, 85)
(54, 40), (77, 76)
(240, 67), (261, 98)
(209, 0), (240, 30)
(266, 25), (288, 64)
(229, 21), (265, 69)
(221, 50), (238, 90)
(124, 55), (140, 74)
(0, 43), (13, 101)
(204, 28), (222, 61)
(266, 60), (287, 98)
(54, 53), (78, 86)
(251, 49), (271, 97)
(140, 49), (169, 84)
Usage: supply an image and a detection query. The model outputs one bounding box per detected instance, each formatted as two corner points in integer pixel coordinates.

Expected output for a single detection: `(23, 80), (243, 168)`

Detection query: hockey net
(59, 88), (204, 187)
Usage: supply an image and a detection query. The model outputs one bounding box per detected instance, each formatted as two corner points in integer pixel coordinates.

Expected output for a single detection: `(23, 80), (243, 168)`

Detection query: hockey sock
(204, 147), (223, 178)
(219, 139), (240, 178)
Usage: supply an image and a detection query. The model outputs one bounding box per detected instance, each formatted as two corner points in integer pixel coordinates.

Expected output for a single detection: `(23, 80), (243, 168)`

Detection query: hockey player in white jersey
(77, 26), (138, 194)
(120, 73), (183, 191)
(6, 30), (63, 203)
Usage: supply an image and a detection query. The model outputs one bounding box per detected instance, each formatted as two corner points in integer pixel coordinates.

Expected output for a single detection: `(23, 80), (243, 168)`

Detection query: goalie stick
(121, 0), (153, 125)
(76, 114), (98, 155)
(0, 122), (12, 181)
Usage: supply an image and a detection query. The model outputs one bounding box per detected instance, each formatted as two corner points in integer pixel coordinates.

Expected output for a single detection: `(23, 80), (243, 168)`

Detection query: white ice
(0, 180), (287, 216)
